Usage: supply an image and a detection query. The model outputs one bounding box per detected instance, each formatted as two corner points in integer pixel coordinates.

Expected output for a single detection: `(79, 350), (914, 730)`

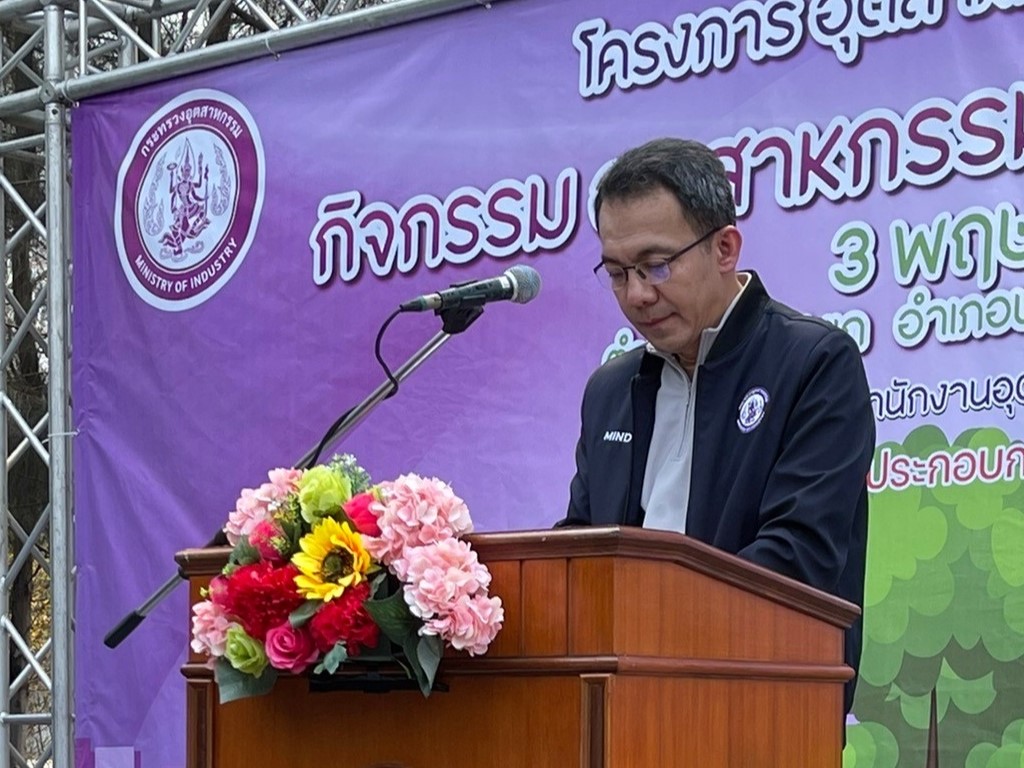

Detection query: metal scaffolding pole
(43, 0), (75, 762)
(0, 0), (497, 118)
(0, 65), (10, 768)
(63, 0), (488, 102)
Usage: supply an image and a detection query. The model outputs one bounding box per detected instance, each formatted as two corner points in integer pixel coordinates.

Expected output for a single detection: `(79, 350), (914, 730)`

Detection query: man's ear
(714, 225), (742, 273)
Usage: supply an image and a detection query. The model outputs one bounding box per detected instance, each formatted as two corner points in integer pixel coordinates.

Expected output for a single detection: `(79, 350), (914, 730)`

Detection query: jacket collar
(705, 270), (769, 365)
(637, 270), (769, 372)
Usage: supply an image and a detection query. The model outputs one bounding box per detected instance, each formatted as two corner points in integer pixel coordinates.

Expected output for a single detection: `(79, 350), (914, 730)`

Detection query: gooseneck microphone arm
(293, 308), (483, 470)
(103, 303), (488, 649)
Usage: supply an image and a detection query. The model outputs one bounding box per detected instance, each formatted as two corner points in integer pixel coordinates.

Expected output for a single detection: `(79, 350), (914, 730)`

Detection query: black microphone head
(505, 265), (542, 304)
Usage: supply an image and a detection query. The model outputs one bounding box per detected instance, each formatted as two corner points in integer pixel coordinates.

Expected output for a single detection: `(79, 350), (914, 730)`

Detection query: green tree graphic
(843, 426), (1024, 767)
(965, 719), (1024, 766)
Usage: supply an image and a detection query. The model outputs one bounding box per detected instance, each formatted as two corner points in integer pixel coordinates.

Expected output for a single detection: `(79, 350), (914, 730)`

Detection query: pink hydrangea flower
(422, 593), (503, 656)
(264, 623), (319, 674)
(268, 468), (302, 495)
(386, 552), (413, 583)
(224, 488), (270, 546)
(190, 599), (237, 659)
(364, 474), (473, 566)
(401, 539), (491, 619)
(224, 468), (299, 545)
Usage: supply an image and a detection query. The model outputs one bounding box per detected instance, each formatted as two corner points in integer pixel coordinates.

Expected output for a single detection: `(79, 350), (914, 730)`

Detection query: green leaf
(214, 657), (277, 704)
(369, 571), (389, 599)
(392, 633), (444, 698)
(277, 502), (304, 550)
(228, 536), (260, 567)
(416, 634), (443, 694)
(289, 600), (320, 628)
(314, 642), (349, 675)
(402, 634), (431, 697)
(364, 591), (420, 647)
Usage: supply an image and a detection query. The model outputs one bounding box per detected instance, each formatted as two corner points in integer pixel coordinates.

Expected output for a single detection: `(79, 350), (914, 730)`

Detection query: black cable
(374, 308), (403, 398)
(301, 308), (402, 469)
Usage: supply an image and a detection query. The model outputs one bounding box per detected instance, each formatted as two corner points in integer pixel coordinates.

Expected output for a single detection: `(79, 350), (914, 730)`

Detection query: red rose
(249, 518), (289, 563)
(211, 562), (304, 641)
(343, 492), (381, 537)
(308, 581), (380, 656)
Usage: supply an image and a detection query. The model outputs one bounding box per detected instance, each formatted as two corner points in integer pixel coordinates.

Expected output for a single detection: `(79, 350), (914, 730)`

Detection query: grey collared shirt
(641, 274), (750, 533)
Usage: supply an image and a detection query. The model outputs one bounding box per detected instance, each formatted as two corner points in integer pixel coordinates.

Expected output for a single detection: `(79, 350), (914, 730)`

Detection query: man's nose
(623, 272), (656, 305)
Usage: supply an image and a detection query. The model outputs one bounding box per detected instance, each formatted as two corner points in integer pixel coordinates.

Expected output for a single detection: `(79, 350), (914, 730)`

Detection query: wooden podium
(177, 526), (857, 768)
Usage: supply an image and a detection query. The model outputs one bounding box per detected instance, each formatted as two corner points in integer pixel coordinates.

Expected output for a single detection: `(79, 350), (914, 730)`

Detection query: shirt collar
(645, 272), (751, 373)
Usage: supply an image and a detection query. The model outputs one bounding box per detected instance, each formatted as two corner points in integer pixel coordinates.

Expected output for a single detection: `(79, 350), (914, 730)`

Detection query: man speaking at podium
(558, 137), (875, 714)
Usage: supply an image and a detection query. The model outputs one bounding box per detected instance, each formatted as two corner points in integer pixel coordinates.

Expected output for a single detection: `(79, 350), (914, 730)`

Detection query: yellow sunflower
(292, 517), (378, 602)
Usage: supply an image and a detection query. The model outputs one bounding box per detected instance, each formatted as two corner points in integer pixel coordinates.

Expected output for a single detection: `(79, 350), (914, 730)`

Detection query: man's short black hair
(595, 138), (737, 235)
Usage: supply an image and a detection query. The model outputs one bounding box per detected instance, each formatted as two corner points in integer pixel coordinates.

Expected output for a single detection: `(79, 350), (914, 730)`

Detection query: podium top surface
(177, 525), (859, 629)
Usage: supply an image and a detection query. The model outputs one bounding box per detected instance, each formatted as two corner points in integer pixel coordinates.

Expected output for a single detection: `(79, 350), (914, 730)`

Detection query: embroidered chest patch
(737, 387), (769, 433)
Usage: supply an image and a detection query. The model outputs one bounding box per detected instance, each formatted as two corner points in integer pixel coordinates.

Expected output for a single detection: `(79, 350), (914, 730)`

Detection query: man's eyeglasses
(593, 228), (720, 291)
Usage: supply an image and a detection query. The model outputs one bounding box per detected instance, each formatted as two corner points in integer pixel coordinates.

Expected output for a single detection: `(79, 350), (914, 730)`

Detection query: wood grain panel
(567, 557), (615, 655)
(521, 558), (568, 656)
(604, 675), (841, 768)
(580, 675), (609, 768)
(212, 675), (581, 768)
(612, 558), (843, 663)
(185, 677), (214, 768)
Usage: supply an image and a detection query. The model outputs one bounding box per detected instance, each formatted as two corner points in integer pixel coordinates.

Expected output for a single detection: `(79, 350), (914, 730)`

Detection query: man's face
(597, 187), (736, 367)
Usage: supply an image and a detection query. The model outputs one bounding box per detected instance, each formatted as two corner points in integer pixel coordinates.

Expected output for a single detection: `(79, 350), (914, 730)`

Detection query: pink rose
(343, 491), (381, 537)
(401, 539), (491, 619)
(264, 623), (319, 674)
(423, 593), (503, 656)
(190, 600), (237, 659)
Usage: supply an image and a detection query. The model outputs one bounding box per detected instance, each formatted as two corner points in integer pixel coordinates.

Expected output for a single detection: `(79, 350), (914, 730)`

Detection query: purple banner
(72, 0), (1024, 765)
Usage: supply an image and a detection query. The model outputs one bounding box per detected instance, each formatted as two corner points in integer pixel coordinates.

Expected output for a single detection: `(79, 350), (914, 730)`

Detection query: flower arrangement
(189, 455), (504, 703)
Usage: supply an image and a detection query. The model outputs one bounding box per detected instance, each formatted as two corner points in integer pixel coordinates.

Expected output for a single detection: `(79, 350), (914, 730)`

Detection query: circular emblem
(737, 387), (769, 433)
(114, 89), (265, 311)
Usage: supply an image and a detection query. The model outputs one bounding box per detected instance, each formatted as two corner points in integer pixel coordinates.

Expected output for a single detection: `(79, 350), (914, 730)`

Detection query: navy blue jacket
(559, 272), (874, 712)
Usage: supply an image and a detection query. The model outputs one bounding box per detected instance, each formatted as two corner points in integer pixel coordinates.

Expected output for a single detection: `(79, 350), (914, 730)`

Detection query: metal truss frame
(0, 0), (483, 763)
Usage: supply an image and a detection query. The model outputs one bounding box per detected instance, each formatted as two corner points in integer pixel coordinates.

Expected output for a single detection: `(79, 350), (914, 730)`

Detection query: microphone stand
(103, 305), (484, 648)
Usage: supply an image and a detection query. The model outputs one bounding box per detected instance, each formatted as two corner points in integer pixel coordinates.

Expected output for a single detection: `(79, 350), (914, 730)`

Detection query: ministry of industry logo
(114, 89), (265, 311)
(737, 387), (769, 433)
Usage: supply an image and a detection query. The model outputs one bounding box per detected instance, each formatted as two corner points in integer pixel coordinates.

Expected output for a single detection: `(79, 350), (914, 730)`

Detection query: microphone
(399, 265), (542, 312)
